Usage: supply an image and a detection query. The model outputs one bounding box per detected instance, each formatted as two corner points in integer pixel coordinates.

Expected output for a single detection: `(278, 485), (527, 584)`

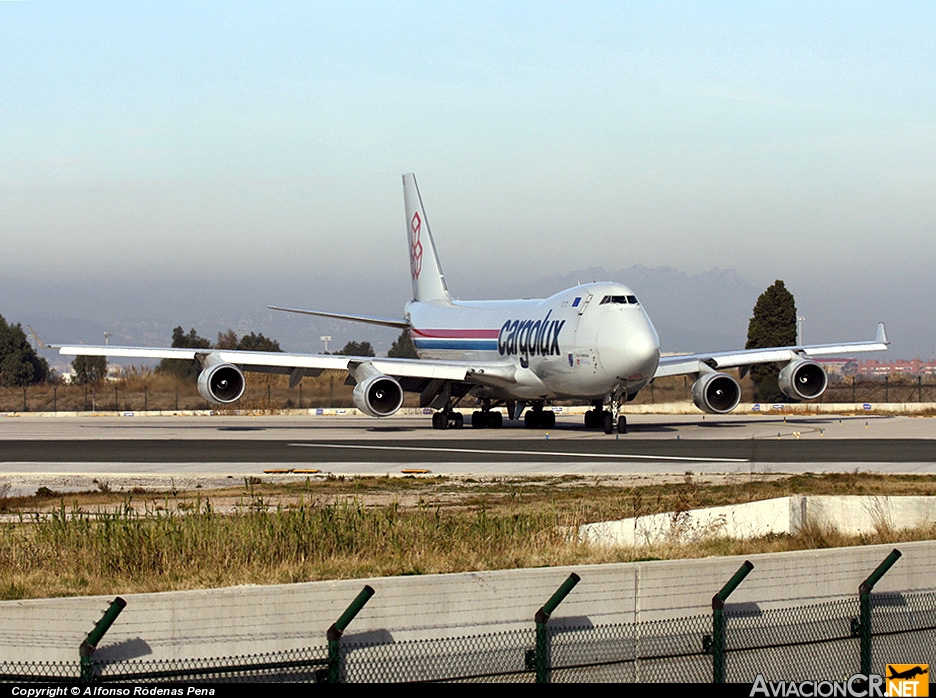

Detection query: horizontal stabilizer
(268, 306), (409, 330)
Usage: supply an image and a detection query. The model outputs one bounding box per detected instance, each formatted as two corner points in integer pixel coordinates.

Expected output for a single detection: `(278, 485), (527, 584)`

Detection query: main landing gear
(432, 397), (626, 434)
(434, 398), (506, 430)
(523, 403), (556, 429)
(431, 410), (463, 429)
(471, 399), (504, 428)
(471, 409), (503, 428)
(433, 408), (505, 429)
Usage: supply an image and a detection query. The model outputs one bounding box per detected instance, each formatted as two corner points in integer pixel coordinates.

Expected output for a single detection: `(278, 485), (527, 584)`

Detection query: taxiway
(0, 413), (934, 494)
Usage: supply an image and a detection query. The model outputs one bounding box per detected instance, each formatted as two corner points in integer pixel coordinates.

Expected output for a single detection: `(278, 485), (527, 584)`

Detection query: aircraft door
(577, 294), (593, 315)
(568, 294), (600, 377)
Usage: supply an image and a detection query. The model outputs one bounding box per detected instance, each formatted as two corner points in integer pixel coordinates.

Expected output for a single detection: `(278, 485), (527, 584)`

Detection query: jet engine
(692, 371), (741, 414)
(778, 358), (828, 401)
(350, 361), (404, 417)
(197, 357), (246, 404)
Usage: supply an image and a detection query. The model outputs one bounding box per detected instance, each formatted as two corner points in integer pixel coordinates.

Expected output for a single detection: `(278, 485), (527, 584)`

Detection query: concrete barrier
(579, 496), (936, 546)
(3, 541), (935, 664)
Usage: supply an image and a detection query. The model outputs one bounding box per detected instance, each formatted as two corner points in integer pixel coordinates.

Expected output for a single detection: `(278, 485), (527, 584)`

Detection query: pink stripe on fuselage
(411, 328), (499, 339)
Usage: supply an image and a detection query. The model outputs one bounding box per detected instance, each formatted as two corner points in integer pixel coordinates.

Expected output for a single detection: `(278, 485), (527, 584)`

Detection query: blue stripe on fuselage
(413, 339), (499, 351)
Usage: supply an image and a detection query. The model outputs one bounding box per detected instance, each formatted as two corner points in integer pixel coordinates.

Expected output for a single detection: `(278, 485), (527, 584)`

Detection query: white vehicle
(55, 174), (889, 433)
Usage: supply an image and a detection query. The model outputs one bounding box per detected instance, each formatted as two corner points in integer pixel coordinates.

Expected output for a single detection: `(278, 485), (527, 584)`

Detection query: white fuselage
(405, 282), (661, 401)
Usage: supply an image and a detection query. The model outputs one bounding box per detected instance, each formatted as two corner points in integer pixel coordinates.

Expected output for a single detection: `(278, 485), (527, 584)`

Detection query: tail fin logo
(410, 212), (424, 280)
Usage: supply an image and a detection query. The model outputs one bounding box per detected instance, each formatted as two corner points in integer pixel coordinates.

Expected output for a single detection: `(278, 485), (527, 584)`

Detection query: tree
(158, 327), (284, 381)
(234, 332), (282, 353)
(72, 355), (108, 385)
(388, 330), (418, 359)
(216, 329), (282, 352)
(745, 280), (797, 402)
(158, 326), (211, 381)
(0, 314), (49, 387)
(334, 340), (375, 357)
(215, 329), (239, 350)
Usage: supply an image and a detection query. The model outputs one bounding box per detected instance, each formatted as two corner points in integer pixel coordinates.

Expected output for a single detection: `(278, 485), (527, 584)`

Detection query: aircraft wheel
(584, 410), (597, 429)
(602, 412), (613, 434)
(617, 415), (627, 434)
(472, 411), (486, 428)
(487, 411), (503, 428)
(432, 412), (448, 430)
(524, 411), (540, 429)
(451, 412), (464, 429)
(542, 411), (556, 429)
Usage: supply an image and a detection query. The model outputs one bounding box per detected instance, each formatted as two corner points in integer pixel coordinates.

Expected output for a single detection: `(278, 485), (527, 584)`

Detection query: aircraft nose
(625, 326), (660, 375)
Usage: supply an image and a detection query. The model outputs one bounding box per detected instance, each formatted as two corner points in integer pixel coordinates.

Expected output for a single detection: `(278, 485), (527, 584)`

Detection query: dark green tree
(745, 280), (797, 402)
(215, 329), (239, 350)
(334, 340), (375, 357)
(72, 355), (108, 385)
(0, 314), (49, 387)
(215, 329), (281, 352)
(387, 330), (418, 358)
(158, 326), (211, 381)
(235, 332), (282, 352)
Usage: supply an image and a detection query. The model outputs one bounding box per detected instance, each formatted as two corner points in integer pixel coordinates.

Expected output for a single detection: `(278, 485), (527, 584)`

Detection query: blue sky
(2, 2), (935, 357)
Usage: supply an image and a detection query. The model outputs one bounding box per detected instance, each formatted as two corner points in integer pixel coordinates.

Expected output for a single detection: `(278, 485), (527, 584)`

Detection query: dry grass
(2, 472), (936, 600)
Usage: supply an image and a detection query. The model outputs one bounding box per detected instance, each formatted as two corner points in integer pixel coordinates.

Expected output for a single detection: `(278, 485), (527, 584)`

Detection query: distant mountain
(8, 266), (771, 369)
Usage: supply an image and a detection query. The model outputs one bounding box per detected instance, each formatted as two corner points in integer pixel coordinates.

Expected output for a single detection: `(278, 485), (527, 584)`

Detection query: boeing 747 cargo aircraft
(55, 174), (888, 433)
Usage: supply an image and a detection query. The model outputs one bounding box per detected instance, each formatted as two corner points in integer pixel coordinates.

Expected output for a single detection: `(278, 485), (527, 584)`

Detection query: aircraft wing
(53, 344), (517, 384)
(654, 322), (889, 378)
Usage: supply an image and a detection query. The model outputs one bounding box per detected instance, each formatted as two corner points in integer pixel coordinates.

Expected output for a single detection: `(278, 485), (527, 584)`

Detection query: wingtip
(876, 322), (889, 346)
(26, 325), (52, 349)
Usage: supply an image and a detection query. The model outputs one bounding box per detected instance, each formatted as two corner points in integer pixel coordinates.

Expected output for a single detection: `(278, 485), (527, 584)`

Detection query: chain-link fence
(6, 374), (936, 413)
(870, 591), (936, 673)
(2, 590), (934, 684)
(725, 598), (861, 682)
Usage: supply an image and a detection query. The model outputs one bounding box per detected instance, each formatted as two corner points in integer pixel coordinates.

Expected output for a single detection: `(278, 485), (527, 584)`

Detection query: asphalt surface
(1, 436), (934, 464)
(0, 413), (934, 488)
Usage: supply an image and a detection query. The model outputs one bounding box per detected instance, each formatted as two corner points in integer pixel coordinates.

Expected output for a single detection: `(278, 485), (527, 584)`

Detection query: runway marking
(289, 443), (747, 463)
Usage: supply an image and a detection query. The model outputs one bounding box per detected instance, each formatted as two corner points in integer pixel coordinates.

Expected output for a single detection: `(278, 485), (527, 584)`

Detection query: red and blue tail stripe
(410, 328), (499, 352)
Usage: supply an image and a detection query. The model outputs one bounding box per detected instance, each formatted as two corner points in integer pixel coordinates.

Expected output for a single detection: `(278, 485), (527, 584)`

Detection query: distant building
(857, 359), (936, 378)
(813, 358), (857, 377)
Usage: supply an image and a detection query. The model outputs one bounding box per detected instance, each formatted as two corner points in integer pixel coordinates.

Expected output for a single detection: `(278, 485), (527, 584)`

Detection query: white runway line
(289, 442), (747, 463)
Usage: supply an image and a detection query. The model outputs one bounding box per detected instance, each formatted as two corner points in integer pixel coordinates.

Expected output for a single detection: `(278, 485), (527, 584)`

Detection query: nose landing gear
(584, 398), (627, 434)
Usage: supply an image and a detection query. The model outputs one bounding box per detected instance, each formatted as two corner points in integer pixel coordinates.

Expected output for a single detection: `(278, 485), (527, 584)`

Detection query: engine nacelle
(692, 371), (741, 414)
(778, 358), (828, 401)
(352, 373), (404, 417)
(197, 360), (246, 404)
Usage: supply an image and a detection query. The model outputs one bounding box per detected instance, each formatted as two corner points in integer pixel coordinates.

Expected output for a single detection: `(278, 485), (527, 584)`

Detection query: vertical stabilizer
(403, 173), (451, 303)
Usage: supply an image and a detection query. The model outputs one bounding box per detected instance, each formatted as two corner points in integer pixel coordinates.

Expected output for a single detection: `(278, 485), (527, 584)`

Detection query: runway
(1, 413), (934, 491)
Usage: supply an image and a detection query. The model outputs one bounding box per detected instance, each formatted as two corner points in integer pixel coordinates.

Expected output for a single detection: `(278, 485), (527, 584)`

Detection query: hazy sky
(3, 2), (935, 358)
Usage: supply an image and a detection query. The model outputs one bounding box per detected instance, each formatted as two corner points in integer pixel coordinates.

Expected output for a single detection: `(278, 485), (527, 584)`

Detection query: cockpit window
(599, 295), (639, 305)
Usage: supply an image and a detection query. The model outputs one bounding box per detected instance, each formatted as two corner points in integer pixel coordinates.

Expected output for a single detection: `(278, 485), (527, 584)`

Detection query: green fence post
(79, 597), (126, 682)
(712, 560), (754, 684)
(325, 585), (375, 683)
(533, 572), (580, 683)
(859, 549), (902, 675)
